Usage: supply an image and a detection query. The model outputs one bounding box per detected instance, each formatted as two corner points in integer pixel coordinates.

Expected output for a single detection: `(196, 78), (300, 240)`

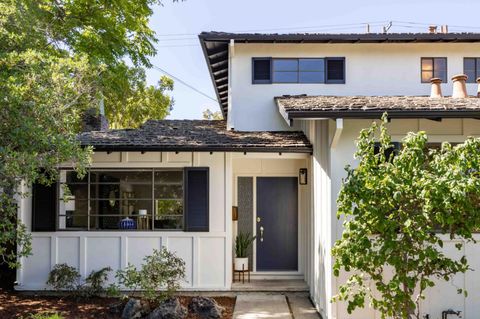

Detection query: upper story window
(421, 57), (447, 83)
(464, 58), (480, 83)
(252, 57), (345, 84)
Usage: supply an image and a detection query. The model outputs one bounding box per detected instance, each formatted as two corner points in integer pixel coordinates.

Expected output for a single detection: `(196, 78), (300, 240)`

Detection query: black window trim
(252, 57), (346, 84)
(325, 57), (346, 84)
(463, 57), (480, 83)
(252, 57), (272, 84)
(421, 57), (448, 83)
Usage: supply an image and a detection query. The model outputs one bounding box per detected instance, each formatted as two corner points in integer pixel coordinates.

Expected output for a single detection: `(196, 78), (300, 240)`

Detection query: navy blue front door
(256, 177), (298, 271)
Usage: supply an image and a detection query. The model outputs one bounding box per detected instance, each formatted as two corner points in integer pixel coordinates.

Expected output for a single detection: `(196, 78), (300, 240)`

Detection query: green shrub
(46, 264), (80, 291)
(116, 247), (186, 302)
(46, 264), (112, 298)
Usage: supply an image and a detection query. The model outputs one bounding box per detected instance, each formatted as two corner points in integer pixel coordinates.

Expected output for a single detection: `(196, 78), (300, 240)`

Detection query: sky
(145, 0), (480, 120)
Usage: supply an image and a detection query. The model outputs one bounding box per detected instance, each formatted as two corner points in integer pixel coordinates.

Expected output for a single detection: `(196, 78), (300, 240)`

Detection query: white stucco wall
(17, 151), (233, 291)
(312, 118), (480, 319)
(230, 42), (480, 131)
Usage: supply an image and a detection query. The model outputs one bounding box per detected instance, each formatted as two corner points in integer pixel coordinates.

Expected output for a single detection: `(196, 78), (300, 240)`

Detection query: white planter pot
(234, 257), (249, 271)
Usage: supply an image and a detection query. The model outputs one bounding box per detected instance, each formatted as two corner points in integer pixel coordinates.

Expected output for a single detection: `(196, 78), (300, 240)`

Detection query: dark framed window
(464, 58), (480, 83)
(252, 58), (272, 84)
(252, 57), (344, 84)
(325, 57), (346, 84)
(421, 57), (447, 83)
(58, 169), (184, 231)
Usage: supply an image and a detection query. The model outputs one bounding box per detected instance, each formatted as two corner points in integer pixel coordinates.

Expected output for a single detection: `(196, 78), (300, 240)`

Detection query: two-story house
(17, 31), (480, 319)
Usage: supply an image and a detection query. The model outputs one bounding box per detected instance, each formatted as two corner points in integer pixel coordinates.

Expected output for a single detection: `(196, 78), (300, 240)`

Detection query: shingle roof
(199, 31), (480, 119)
(77, 120), (312, 153)
(276, 95), (480, 123)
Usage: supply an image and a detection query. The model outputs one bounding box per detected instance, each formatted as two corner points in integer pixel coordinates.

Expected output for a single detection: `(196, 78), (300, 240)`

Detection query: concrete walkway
(233, 294), (320, 319)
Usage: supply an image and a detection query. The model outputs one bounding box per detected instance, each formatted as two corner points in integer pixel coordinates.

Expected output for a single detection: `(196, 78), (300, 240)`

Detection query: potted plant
(234, 232), (256, 271)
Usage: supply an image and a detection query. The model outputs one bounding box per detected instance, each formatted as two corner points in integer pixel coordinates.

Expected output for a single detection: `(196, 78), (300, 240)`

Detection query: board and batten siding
(17, 151), (233, 291)
(318, 118), (480, 319)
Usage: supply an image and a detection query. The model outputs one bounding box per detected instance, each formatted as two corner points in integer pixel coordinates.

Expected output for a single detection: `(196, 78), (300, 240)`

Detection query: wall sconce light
(232, 206), (238, 221)
(299, 168), (308, 185)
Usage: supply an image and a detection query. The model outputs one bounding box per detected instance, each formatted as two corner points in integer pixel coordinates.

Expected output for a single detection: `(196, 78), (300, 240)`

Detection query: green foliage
(235, 232), (256, 258)
(115, 247), (186, 302)
(46, 264), (112, 298)
(46, 264), (81, 291)
(0, 0), (175, 269)
(332, 114), (480, 319)
(202, 109), (223, 120)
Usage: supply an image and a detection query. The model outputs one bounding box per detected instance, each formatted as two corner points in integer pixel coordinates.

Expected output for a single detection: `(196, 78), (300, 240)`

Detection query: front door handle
(260, 226), (264, 242)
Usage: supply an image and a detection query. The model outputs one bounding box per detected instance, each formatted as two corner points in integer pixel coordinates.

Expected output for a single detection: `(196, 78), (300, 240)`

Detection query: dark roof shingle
(276, 95), (480, 122)
(77, 120), (312, 153)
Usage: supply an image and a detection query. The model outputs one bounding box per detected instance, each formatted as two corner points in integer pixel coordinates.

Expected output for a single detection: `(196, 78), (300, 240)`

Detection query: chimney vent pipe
(430, 78), (443, 98)
(451, 74), (468, 98)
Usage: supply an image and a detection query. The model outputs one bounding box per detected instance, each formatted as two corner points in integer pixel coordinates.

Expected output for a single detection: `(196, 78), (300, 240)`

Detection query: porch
(231, 279), (309, 292)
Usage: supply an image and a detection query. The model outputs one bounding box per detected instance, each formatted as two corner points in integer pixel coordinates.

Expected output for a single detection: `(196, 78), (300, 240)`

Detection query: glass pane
(422, 58), (433, 71)
(465, 70), (476, 84)
(299, 71), (325, 83)
(59, 214), (88, 229)
(421, 70), (433, 83)
(273, 71), (297, 83)
(464, 58), (476, 71)
(434, 58), (447, 72)
(477, 58), (480, 78)
(91, 199), (152, 216)
(253, 59), (271, 81)
(299, 59), (324, 71)
(61, 183), (88, 199)
(90, 171), (151, 184)
(326, 59), (344, 81)
(65, 171), (87, 184)
(434, 70), (447, 83)
(273, 59), (298, 72)
(155, 185), (183, 199)
(154, 171), (182, 184)
(155, 199), (183, 230)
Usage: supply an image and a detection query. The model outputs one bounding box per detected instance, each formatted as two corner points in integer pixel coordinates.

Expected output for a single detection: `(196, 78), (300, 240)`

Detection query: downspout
(227, 39), (235, 130)
(330, 118), (343, 148)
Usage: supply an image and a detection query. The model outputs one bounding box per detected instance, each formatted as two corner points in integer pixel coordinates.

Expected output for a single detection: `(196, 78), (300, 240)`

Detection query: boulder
(147, 298), (187, 319)
(188, 297), (224, 319)
(122, 298), (150, 319)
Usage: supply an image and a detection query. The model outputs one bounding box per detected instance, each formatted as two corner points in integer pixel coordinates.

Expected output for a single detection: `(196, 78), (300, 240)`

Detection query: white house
(17, 30), (480, 319)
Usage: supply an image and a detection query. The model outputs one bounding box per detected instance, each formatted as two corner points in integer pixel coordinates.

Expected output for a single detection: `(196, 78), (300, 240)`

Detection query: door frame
(234, 173), (303, 276)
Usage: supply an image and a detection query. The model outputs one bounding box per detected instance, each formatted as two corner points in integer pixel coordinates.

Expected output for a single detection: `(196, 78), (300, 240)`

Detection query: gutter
(83, 145), (314, 154)
(285, 109), (480, 120)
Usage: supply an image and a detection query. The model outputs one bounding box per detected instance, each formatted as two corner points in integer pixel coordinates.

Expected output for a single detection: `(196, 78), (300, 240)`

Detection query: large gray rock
(188, 297), (224, 319)
(147, 298), (187, 319)
(122, 298), (150, 319)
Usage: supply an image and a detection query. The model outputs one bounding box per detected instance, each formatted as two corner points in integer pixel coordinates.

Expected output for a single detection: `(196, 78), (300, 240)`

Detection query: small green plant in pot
(234, 232), (256, 271)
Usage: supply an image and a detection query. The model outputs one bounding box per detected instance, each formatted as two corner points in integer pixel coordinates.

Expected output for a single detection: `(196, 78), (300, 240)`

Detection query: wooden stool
(233, 264), (250, 284)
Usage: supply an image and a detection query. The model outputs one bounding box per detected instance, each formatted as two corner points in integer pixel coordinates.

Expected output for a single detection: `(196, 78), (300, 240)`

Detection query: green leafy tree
(332, 115), (480, 319)
(0, 0), (174, 269)
(202, 108), (223, 120)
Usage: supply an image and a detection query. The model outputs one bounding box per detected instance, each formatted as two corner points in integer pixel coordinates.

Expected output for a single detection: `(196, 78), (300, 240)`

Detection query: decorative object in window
(421, 57), (447, 83)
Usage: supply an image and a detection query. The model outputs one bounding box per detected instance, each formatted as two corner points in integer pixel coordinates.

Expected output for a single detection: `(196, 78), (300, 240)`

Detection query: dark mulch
(0, 290), (235, 319)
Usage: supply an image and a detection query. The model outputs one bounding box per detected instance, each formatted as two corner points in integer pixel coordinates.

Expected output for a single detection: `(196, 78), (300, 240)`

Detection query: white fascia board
(330, 118), (343, 149)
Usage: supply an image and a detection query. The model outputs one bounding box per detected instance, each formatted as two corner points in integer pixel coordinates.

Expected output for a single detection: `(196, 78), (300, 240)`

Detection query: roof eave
(285, 109), (480, 120)
(83, 145), (313, 154)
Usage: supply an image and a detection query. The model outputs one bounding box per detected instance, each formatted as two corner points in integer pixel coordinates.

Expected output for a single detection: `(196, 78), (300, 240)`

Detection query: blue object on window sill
(119, 217), (136, 230)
